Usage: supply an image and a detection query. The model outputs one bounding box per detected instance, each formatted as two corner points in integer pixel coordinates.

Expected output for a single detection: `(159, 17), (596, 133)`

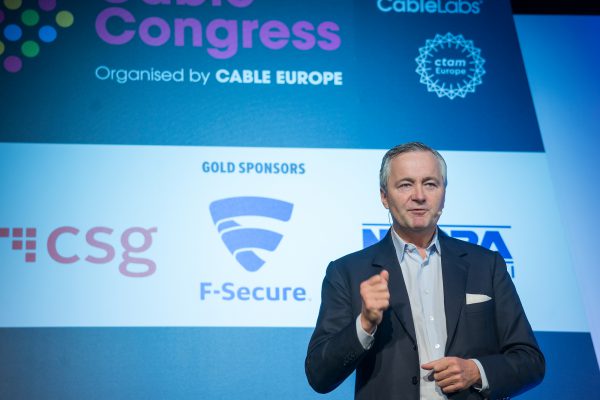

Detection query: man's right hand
(359, 270), (390, 334)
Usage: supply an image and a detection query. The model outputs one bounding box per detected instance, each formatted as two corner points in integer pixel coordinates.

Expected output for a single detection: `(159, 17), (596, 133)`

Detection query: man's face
(380, 151), (446, 239)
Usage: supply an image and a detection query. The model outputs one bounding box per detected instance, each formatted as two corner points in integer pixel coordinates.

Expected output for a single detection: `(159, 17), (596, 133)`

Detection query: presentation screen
(1, 1), (598, 398)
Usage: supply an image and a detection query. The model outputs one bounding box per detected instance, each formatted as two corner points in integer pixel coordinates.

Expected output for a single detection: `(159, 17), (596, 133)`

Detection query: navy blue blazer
(305, 229), (544, 400)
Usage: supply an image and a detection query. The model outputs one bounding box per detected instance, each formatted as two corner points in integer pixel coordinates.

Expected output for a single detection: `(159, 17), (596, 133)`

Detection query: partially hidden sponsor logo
(362, 223), (515, 277)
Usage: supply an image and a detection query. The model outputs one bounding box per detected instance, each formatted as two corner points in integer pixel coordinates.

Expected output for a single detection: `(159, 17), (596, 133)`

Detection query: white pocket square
(466, 293), (492, 305)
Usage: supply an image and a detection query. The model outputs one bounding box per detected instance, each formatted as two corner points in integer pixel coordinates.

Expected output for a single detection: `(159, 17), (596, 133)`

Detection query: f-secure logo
(209, 196), (293, 272)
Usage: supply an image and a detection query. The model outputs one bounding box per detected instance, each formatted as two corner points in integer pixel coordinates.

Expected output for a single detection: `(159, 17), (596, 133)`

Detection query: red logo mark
(0, 227), (37, 262)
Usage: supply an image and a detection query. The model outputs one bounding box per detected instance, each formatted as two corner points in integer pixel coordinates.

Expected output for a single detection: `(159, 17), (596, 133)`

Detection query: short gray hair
(379, 142), (447, 192)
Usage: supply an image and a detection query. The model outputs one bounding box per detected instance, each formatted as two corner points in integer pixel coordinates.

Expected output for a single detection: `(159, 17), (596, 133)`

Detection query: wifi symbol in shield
(209, 197), (294, 272)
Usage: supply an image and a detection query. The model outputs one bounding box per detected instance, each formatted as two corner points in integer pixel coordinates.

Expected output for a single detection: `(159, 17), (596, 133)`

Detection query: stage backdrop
(1, 1), (599, 398)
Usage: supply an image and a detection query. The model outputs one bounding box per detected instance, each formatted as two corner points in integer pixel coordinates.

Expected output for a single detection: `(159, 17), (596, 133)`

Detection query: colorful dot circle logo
(1, 0), (74, 73)
(415, 33), (486, 100)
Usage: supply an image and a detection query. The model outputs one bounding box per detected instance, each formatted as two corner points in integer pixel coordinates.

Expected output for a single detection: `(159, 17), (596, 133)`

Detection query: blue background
(1, 0), (543, 151)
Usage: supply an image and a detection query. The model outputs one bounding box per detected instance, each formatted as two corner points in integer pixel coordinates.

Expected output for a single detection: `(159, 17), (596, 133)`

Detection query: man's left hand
(421, 357), (482, 394)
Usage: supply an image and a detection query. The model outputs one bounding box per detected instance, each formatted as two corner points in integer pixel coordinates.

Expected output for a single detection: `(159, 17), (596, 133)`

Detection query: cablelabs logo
(0, 0), (74, 73)
(377, 0), (482, 14)
(415, 33), (485, 99)
(362, 224), (516, 277)
(0, 225), (158, 277)
(201, 196), (307, 302)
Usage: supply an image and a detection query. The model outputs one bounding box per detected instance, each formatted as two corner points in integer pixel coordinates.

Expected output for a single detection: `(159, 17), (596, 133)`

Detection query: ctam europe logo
(415, 33), (485, 100)
(209, 196), (293, 272)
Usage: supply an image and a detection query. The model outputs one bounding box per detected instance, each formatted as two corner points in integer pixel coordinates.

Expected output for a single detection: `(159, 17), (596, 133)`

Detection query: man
(305, 142), (544, 400)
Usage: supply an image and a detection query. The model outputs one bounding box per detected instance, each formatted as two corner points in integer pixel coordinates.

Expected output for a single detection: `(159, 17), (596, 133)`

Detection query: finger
(441, 383), (463, 394)
(361, 275), (389, 292)
(421, 361), (435, 370)
(421, 358), (441, 370)
(433, 364), (458, 381)
(380, 269), (389, 282)
(433, 358), (451, 372)
(370, 284), (390, 295)
(366, 297), (389, 309)
(374, 299), (390, 310)
(360, 284), (389, 301)
(433, 368), (456, 383)
(362, 288), (389, 302)
(439, 376), (468, 394)
(436, 376), (453, 388)
(421, 357), (446, 371)
(365, 295), (390, 308)
(365, 273), (384, 286)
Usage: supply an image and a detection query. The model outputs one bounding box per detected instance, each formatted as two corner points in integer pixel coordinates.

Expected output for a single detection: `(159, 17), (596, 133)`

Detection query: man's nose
(411, 185), (426, 201)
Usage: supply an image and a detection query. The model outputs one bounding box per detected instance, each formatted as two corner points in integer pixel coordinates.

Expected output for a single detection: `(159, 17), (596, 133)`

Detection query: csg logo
(362, 223), (515, 277)
(0, 225), (157, 278)
(202, 196), (307, 302)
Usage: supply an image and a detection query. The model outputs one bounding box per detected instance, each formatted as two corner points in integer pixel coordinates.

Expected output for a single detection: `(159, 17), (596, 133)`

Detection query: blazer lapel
(372, 231), (417, 347)
(439, 233), (468, 354)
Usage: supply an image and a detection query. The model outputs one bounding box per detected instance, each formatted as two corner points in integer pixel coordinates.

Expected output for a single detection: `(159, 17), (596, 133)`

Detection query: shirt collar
(390, 227), (441, 262)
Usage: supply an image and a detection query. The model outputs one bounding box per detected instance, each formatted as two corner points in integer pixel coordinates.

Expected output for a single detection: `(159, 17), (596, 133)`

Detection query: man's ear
(380, 188), (389, 209)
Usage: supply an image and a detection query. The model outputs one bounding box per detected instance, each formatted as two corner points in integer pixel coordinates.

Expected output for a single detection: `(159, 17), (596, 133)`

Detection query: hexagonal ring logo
(415, 33), (485, 99)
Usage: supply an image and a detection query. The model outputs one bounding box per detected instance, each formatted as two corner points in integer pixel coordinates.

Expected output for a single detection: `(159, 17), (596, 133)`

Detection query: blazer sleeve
(477, 252), (545, 399)
(305, 261), (369, 393)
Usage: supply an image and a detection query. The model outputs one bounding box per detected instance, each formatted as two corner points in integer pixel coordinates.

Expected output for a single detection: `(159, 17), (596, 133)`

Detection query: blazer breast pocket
(464, 298), (494, 314)
(463, 298), (498, 351)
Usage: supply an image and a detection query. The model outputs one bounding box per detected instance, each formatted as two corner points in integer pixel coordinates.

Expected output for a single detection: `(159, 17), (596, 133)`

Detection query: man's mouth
(409, 209), (428, 215)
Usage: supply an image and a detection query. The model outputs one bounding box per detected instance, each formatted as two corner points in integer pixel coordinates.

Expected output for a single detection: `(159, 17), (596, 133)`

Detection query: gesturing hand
(359, 270), (390, 334)
(421, 357), (482, 393)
